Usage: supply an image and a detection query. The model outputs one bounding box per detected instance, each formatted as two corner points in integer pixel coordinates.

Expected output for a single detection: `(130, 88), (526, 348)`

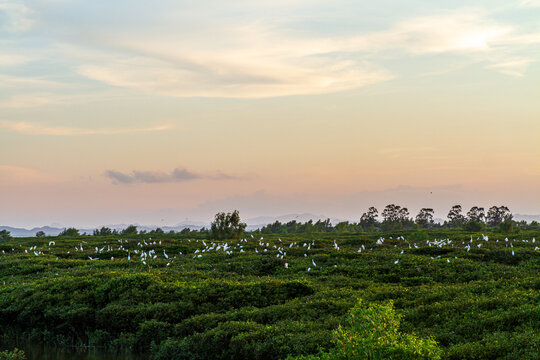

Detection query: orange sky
(1, 1), (540, 227)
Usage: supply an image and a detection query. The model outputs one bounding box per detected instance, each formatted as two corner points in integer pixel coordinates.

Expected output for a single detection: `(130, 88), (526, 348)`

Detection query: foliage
(210, 210), (247, 240)
(35, 231), (45, 237)
(486, 206), (512, 227)
(93, 227), (113, 236)
(290, 299), (441, 360)
(0, 230), (11, 240)
(0, 349), (25, 360)
(121, 225), (138, 235)
(360, 207), (379, 229)
(463, 220), (485, 232)
(0, 228), (538, 359)
(446, 206), (465, 228)
(58, 227), (79, 237)
(416, 209), (435, 228)
(466, 207), (485, 223)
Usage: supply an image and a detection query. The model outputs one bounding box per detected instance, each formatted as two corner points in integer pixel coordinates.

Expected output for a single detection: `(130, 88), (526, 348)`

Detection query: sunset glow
(1, 0), (539, 227)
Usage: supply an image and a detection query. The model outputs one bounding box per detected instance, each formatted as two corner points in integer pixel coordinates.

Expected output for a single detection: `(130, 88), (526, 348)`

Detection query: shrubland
(0, 229), (538, 359)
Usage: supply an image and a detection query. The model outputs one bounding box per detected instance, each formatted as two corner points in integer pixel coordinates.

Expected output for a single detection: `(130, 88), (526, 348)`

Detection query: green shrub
(0, 348), (25, 360)
(290, 299), (442, 360)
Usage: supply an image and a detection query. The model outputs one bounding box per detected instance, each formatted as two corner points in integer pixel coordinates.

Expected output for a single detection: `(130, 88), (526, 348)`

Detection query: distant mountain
(0, 226), (64, 237)
(514, 214), (540, 222)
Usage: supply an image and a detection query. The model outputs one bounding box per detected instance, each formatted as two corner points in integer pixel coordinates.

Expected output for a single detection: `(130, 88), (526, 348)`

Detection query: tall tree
(467, 206), (485, 223)
(382, 204), (401, 223)
(416, 208), (435, 228)
(360, 207), (379, 228)
(447, 205), (465, 227)
(486, 206), (512, 227)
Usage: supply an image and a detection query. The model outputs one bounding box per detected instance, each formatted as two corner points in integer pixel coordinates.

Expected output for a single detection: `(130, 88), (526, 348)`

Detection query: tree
(93, 227), (113, 236)
(382, 204), (401, 223)
(467, 206), (485, 223)
(121, 225), (138, 235)
(381, 205), (410, 230)
(415, 208), (434, 228)
(360, 207), (379, 229)
(210, 210), (246, 240)
(58, 228), (80, 237)
(447, 205), (465, 228)
(398, 207), (410, 222)
(486, 206), (512, 227)
(35, 231), (46, 237)
(0, 229), (12, 240)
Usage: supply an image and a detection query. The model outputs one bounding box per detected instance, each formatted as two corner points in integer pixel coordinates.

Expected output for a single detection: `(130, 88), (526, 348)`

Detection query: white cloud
(0, 121), (171, 136)
(342, 10), (513, 54)
(519, 0), (540, 7)
(77, 57), (392, 98)
(70, 7), (540, 97)
(0, 1), (34, 32)
(487, 57), (535, 77)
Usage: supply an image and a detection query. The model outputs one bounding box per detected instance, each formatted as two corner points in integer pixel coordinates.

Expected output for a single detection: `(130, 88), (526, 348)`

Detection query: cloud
(105, 168), (238, 184)
(486, 57), (535, 77)
(70, 6), (540, 97)
(0, 165), (54, 185)
(0, 121), (171, 136)
(77, 56), (392, 99)
(519, 0), (540, 7)
(0, 54), (30, 66)
(351, 10), (512, 54)
(0, 0), (34, 32)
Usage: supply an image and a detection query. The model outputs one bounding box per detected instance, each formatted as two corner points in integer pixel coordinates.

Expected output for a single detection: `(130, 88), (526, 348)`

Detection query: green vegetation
(0, 227), (538, 359)
(210, 210), (247, 240)
(290, 300), (441, 360)
(0, 348), (25, 360)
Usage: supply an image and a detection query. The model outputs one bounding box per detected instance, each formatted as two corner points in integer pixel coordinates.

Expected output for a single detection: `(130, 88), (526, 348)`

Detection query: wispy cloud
(105, 168), (238, 184)
(0, 0), (34, 32)
(0, 121), (171, 136)
(339, 10), (511, 54)
(486, 57), (535, 77)
(519, 0), (540, 7)
(77, 55), (392, 99)
(0, 54), (30, 66)
(70, 7), (539, 97)
(0, 165), (54, 184)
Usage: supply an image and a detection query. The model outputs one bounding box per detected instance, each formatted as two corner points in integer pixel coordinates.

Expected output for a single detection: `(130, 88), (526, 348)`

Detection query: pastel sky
(1, 0), (540, 227)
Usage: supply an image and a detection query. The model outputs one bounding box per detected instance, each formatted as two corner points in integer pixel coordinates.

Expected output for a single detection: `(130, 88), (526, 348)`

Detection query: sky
(1, 0), (540, 228)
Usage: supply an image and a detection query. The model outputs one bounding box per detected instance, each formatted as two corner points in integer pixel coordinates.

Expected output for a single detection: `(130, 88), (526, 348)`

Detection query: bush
(0, 348), (25, 360)
(463, 221), (484, 232)
(290, 299), (442, 360)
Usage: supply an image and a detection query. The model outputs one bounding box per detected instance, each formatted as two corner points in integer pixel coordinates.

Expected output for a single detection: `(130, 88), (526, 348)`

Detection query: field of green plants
(0, 230), (539, 359)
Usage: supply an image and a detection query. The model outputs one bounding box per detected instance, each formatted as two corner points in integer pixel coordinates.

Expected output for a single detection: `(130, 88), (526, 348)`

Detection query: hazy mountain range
(2, 213), (539, 237)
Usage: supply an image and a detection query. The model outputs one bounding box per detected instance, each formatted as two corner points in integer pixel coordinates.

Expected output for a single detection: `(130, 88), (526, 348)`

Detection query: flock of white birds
(1, 233), (538, 274)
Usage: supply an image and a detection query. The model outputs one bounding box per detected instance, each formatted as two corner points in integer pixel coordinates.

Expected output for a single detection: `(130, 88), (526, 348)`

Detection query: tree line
(259, 205), (536, 234)
(1, 205), (538, 240)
